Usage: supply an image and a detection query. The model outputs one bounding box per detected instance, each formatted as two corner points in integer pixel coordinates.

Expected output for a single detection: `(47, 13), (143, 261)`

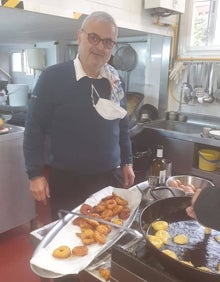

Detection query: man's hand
(186, 189), (202, 219)
(30, 176), (50, 205)
(122, 165), (135, 188)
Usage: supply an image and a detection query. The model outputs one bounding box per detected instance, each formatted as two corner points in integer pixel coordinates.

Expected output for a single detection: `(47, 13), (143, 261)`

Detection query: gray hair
(81, 11), (118, 37)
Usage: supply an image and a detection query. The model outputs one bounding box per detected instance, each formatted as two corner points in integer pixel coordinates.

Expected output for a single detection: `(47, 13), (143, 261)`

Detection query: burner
(111, 242), (184, 282)
(112, 229), (184, 282)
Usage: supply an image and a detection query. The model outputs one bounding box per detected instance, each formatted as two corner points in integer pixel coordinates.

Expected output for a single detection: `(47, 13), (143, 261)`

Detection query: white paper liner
(30, 186), (141, 277)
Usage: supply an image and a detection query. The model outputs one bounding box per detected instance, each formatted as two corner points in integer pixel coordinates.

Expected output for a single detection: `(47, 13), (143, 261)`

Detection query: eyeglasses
(82, 29), (116, 50)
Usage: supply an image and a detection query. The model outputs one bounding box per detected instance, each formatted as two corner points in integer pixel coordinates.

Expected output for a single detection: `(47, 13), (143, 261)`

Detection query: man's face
(77, 20), (117, 75)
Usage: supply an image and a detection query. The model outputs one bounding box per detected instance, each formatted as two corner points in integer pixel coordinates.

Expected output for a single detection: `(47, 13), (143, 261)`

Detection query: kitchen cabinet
(0, 125), (35, 233)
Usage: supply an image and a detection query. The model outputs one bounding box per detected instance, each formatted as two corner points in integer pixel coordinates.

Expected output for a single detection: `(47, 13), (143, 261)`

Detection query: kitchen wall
(4, 0), (176, 37)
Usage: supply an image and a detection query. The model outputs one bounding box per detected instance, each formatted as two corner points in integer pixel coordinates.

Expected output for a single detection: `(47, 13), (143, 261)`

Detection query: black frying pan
(140, 197), (220, 282)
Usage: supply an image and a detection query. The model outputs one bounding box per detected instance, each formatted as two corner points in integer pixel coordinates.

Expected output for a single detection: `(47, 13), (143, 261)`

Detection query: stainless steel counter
(142, 119), (220, 147)
(0, 124), (36, 233)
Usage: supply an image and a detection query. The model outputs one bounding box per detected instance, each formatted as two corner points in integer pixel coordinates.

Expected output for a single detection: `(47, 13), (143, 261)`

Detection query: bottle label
(157, 149), (163, 158)
(159, 170), (166, 185)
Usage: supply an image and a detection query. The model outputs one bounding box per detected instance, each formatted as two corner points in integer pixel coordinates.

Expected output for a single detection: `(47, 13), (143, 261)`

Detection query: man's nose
(96, 39), (105, 50)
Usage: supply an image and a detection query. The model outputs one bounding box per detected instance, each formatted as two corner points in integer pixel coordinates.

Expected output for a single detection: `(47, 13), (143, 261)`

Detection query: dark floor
(0, 201), (52, 282)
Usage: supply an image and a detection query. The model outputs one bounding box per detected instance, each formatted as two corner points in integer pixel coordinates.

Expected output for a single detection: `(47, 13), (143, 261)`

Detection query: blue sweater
(23, 60), (132, 178)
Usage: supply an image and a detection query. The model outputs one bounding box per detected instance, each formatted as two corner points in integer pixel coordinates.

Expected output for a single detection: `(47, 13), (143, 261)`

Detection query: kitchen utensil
(149, 186), (185, 200)
(167, 111), (178, 120)
(138, 104), (159, 122)
(193, 63), (207, 99)
(203, 63), (215, 103)
(183, 65), (193, 103)
(166, 175), (214, 191)
(113, 44), (137, 72)
(140, 197), (220, 282)
(203, 95), (215, 103)
(178, 113), (187, 122)
(202, 127), (212, 137)
(183, 83), (193, 103)
(213, 63), (220, 102)
(58, 209), (142, 238)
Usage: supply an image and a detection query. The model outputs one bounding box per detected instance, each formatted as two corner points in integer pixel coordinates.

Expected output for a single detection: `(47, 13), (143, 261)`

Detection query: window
(11, 50), (33, 75)
(178, 0), (220, 58)
(11, 52), (22, 72)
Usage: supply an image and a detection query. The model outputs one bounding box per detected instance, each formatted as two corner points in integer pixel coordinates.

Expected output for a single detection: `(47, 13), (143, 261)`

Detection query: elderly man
(24, 11), (134, 222)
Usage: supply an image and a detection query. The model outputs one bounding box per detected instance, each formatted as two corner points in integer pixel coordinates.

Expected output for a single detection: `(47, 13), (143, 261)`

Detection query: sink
(143, 120), (204, 134)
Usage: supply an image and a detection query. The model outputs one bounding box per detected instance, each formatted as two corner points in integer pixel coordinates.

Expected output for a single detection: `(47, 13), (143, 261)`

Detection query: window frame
(178, 0), (220, 59)
(10, 49), (33, 76)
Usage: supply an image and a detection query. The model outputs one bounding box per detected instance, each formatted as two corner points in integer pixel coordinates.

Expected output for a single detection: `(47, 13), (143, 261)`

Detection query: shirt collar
(74, 55), (108, 81)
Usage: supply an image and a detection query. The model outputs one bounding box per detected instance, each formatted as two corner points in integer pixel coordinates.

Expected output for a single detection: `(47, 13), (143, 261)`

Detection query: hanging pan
(113, 44), (137, 72)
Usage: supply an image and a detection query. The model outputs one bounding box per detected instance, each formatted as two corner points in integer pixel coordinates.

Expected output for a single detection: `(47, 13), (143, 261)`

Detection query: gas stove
(111, 218), (185, 282)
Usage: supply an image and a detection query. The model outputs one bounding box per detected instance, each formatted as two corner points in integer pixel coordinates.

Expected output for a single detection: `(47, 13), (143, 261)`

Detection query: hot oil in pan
(147, 209), (220, 273)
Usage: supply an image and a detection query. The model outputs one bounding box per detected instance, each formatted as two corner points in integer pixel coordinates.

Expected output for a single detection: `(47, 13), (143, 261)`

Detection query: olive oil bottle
(150, 145), (166, 185)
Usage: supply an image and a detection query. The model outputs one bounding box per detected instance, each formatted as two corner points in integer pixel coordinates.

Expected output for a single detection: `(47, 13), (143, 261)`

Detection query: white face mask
(91, 84), (127, 120)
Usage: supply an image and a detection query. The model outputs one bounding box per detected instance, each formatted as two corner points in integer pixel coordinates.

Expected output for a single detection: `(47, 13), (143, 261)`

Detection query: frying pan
(140, 197), (220, 282)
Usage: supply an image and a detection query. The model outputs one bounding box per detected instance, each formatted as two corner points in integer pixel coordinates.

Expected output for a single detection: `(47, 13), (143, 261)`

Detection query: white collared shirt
(73, 55), (108, 81)
(73, 55), (124, 103)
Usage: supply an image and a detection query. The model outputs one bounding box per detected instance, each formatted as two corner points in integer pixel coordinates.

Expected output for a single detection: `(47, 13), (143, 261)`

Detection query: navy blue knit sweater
(23, 60), (132, 178)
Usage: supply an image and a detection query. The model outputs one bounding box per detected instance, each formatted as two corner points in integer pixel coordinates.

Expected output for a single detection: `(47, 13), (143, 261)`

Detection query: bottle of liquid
(150, 145), (166, 185)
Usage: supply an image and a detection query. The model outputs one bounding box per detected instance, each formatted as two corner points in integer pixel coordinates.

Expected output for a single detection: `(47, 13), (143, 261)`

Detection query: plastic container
(7, 84), (29, 106)
(198, 149), (220, 171)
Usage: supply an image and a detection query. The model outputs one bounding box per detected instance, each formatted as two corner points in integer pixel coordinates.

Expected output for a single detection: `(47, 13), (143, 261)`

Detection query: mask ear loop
(91, 84), (101, 106)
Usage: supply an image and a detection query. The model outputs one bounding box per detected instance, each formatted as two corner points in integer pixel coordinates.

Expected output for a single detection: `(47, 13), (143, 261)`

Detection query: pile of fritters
(72, 192), (131, 246)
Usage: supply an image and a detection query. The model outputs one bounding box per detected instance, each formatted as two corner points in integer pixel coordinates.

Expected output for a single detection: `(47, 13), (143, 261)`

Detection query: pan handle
(150, 187), (176, 200)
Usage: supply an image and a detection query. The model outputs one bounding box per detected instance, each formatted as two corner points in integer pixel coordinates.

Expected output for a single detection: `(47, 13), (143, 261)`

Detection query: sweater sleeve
(23, 69), (53, 179)
(119, 94), (133, 166)
(194, 186), (220, 231)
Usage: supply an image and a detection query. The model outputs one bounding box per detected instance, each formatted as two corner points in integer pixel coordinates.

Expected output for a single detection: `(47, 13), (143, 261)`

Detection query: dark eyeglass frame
(82, 29), (116, 50)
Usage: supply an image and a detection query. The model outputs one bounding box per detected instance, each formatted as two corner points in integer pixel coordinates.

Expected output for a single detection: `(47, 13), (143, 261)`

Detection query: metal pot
(140, 197), (220, 282)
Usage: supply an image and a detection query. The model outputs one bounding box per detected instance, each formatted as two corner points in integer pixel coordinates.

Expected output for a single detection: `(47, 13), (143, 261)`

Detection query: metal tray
(30, 186), (142, 278)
